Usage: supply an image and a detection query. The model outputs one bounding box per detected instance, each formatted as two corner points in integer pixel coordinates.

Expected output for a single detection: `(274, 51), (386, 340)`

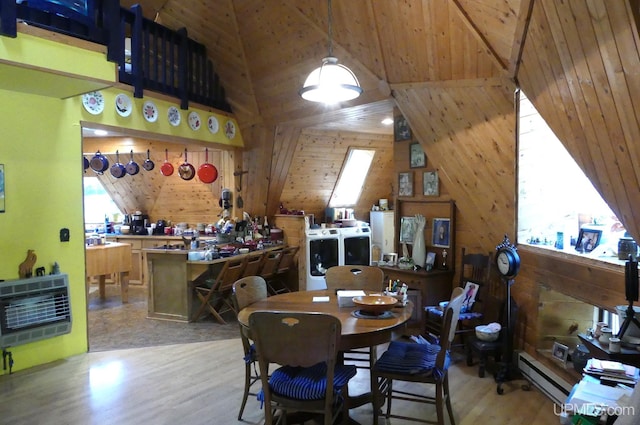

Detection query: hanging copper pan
(160, 149), (174, 176)
(178, 148), (195, 181)
(197, 148), (218, 184)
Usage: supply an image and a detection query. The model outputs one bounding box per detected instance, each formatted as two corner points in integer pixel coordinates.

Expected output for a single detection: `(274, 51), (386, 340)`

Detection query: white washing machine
(304, 227), (341, 290)
(339, 224), (372, 266)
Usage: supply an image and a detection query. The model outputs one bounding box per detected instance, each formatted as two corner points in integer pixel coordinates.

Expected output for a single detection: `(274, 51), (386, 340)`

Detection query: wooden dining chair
(268, 245), (300, 295)
(372, 287), (465, 425)
(324, 265), (385, 292)
(231, 276), (268, 420)
(250, 311), (357, 425)
(191, 256), (247, 323)
(240, 251), (265, 278)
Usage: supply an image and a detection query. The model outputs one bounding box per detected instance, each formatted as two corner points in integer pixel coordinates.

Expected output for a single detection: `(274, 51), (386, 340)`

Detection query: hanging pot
(90, 150), (109, 174)
(126, 150), (140, 176)
(160, 149), (174, 176)
(83, 156), (90, 173)
(143, 149), (155, 171)
(178, 148), (195, 181)
(197, 148), (218, 184)
(110, 150), (126, 179)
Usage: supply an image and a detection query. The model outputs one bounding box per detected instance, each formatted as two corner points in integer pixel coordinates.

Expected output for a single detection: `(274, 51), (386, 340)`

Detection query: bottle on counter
(263, 216), (270, 238)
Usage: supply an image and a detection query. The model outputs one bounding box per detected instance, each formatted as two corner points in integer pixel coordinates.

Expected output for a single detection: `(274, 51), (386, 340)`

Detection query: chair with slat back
(258, 249), (283, 295)
(191, 256), (247, 323)
(268, 246), (299, 295)
(372, 287), (465, 425)
(231, 276), (268, 420)
(250, 311), (356, 425)
(241, 251), (265, 278)
(424, 247), (492, 352)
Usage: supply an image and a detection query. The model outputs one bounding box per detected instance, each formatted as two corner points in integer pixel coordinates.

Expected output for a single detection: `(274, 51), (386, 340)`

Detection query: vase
(412, 214), (426, 268)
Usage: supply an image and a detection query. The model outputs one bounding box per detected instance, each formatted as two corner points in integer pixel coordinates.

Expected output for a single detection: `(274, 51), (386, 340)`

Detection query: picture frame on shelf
(432, 218), (450, 248)
(381, 253), (398, 266)
(394, 115), (411, 142)
(426, 251), (436, 269)
(575, 228), (602, 253)
(398, 171), (413, 197)
(552, 342), (569, 364)
(410, 143), (426, 168)
(400, 216), (416, 244)
(423, 171), (439, 196)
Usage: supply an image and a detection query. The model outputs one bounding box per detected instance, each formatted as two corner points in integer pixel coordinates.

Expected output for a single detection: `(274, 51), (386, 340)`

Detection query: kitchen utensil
(178, 148), (195, 181)
(143, 149), (155, 171)
(110, 150), (126, 178)
(126, 150), (139, 175)
(90, 150), (109, 174)
(197, 148), (218, 183)
(83, 156), (90, 173)
(160, 149), (174, 176)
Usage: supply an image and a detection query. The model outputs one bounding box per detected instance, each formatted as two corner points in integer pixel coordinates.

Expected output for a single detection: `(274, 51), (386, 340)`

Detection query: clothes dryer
(340, 224), (372, 266)
(305, 227), (340, 290)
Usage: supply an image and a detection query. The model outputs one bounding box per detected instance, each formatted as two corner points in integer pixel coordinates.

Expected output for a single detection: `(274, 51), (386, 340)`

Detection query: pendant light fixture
(299, 0), (362, 104)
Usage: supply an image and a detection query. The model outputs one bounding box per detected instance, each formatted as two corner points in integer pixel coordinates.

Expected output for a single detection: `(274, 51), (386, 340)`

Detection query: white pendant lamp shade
(300, 56), (363, 104)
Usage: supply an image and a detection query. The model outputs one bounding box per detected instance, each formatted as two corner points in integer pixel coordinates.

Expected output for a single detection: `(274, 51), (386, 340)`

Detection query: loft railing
(0, 0), (230, 112)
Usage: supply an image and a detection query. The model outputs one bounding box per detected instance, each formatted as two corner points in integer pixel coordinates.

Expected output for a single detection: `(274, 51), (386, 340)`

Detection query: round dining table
(236, 289), (414, 351)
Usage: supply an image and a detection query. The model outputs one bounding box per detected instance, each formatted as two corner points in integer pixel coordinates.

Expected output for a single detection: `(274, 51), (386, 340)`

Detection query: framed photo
(423, 171), (439, 196)
(410, 143), (426, 168)
(426, 251), (436, 268)
(398, 172), (413, 197)
(394, 115), (411, 142)
(575, 228), (602, 253)
(400, 216), (416, 244)
(0, 164), (4, 213)
(552, 342), (569, 364)
(432, 218), (450, 248)
(381, 253), (398, 266)
(461, 281), (480, 313)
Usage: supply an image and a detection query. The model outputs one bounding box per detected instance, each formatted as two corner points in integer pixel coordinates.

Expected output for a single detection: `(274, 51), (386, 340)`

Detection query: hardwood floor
(0, 339), (560, 424)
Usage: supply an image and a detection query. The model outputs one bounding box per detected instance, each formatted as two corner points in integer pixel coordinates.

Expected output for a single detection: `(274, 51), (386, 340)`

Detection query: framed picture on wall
(423, 171), (439, 196)
(394, 115), (411, 142)
(398, 172), (413, 197)
(432, 218), (450, 248)
(410, 143), (426, 168)
(400, 216), (416, 244)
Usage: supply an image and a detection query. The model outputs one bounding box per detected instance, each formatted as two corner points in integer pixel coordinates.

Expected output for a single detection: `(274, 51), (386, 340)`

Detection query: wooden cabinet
(273, 214), (309, 291)
(378, 265), (453, 329)
(370, 210), (395, 261)
(107, 237), (143, 285)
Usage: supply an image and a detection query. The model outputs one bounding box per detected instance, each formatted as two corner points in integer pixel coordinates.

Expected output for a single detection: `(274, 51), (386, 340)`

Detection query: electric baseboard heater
(0, 273), (72, 348)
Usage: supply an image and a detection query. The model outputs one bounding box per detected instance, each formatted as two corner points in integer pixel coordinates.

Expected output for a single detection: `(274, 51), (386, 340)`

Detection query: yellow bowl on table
(352, 295), (398, 315)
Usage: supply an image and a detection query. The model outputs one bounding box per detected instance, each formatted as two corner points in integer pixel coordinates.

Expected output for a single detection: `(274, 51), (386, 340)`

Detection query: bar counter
(144, 244), (283, 322)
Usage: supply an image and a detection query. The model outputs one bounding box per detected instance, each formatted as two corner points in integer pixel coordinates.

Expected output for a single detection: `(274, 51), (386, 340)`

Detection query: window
(328, 148), (375, 207)
(517, 91), (624, 261)
(84, 177), (122, 231)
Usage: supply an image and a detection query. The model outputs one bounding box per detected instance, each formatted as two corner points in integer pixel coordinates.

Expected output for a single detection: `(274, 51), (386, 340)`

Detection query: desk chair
(250, 311), (357, 425)
(424, 248), (491, 350)
(241, 251), (266, 278)
(232, 276), (268, 420)
(372, 287), (464, 425)
(191, 256), (246, 323)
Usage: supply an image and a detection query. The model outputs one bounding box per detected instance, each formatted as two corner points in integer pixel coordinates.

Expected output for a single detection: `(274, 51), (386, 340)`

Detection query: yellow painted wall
(0, 88), (88, 374)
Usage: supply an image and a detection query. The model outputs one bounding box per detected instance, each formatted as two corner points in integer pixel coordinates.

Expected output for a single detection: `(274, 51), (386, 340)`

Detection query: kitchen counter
(86, 242), (131, 303)
(144, 244), (283, 322)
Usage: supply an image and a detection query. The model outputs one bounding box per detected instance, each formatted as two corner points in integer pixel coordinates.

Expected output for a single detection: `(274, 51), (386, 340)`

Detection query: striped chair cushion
(374, 340), (450, 379)
(268, 361), (357, 400)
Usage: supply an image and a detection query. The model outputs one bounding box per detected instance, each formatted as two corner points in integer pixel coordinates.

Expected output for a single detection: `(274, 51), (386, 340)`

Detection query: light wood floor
(0, 339), (561, 424)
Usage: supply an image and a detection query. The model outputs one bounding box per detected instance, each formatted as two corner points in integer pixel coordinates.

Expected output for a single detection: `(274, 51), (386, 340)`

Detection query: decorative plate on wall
(82, 91), (105, 115)
(188, 112), (201, 131)
(224, 120), (236, 139)
(142, 101), (158, 122)
(115, 93), (132, 117)
(168, 106), (181, 126)
(207, 116), (219, 134)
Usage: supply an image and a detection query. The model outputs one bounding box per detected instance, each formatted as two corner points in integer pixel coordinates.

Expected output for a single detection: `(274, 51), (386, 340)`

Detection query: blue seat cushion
(268, 361), (357, 400)
(425, 306), (482, 320)
(374, 340), (449, 379)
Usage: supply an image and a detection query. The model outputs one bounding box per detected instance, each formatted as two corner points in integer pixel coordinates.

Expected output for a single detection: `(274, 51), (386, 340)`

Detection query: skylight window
(329, 148), (375, 207)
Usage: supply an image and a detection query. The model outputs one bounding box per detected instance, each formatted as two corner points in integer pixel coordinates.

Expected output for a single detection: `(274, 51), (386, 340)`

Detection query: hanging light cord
(327, 0), (333, 57)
